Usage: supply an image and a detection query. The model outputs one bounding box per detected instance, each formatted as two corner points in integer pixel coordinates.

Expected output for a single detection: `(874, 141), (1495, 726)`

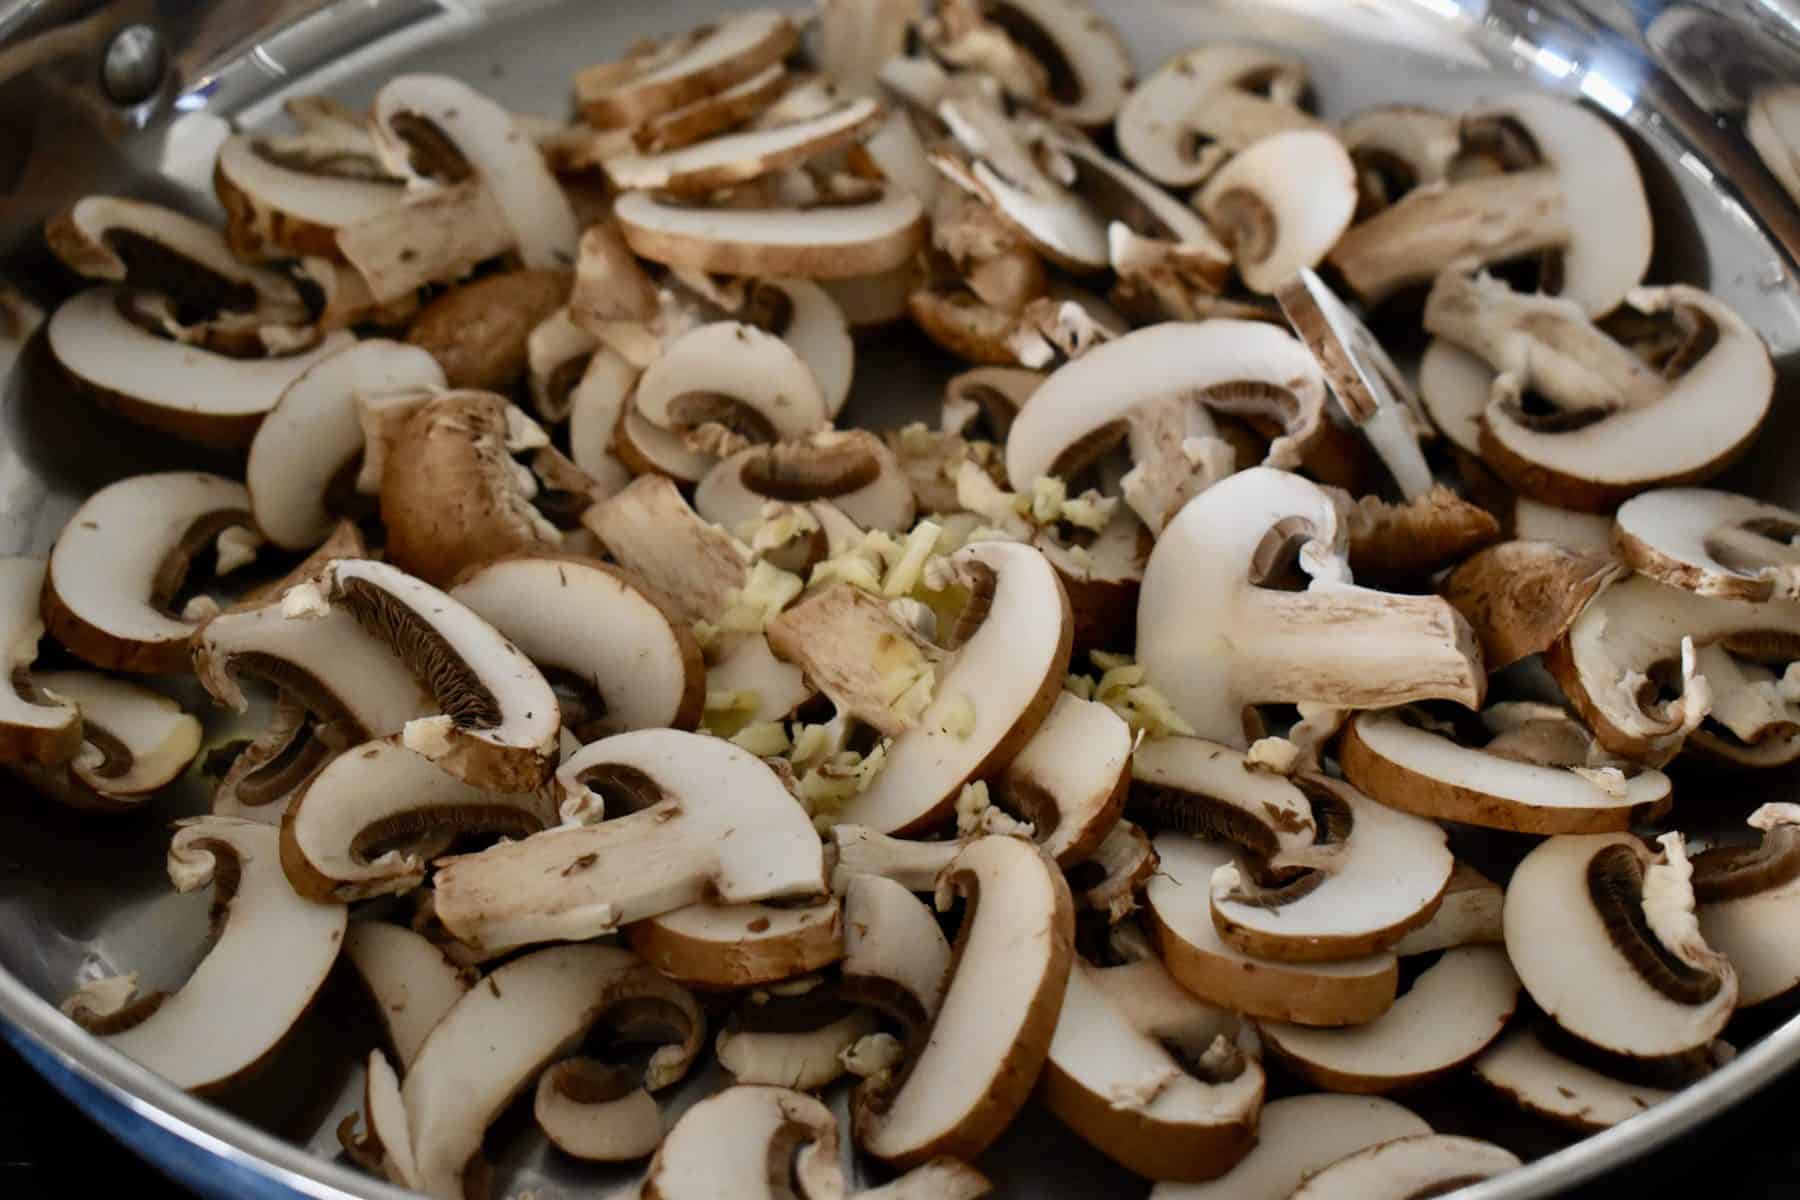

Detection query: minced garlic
(939, 692), (976, 739)
(719, 560), (804, 633)
(730, 721), (791, 757)
(702, 689), (761, 738)
(882, 520), (943, 597)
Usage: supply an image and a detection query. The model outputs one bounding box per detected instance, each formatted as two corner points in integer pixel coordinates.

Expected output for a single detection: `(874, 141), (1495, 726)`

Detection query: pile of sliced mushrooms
(16, 0), (1800, 1195)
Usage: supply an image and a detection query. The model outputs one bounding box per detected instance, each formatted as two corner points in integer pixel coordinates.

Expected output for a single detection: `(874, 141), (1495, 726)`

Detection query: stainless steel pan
(3, 1), (1800, 1196)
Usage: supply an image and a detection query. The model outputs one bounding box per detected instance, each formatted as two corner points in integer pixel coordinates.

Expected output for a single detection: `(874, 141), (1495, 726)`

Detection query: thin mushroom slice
(298, 558), (560, 791)
(644, 1084), (844, 1200)
(615, 184), (927, 279)
(1137, 467), (1484, 747)
(854, 835), (1074, 1167)
(246, 339), (445, 551)
(718, 991), (880, 1090)
(451, 555), (704, 739)
(629, 896), (843, 989)
(1416, 337), (1490, 457)
(698, 430), (915, 537)
(1512, 496), (1616, 553)
(1208, 776), (1454, 964)
(1505, 832), (1737, 1063)
(45, 472), (254, 673)
(1340, 105), (1460, 218)
(533, 1059), (663, 1162)
(1340, 706), (1671, 835)
(1146, 835), (1398, 1027)
(737, 277), (855, 418)
(48, 289), (353, 448)
(433, 729), (825, 953)
(0, 558), (79, 765)
(841, 874), (952, 1045)
(767, 584), (944, 739)
(583, 475), (752, 626)
(575, 10), (801, 129)
(1003, 322), (1330, 535)
(995, 691), (1129, 866)
(1615, 488), (1800, 602)
(704, 630), (814, 729)
(402, 268), (571, 393)
(1258, 946), (1520, 1094)
(605, 96), (883, 194)
(942, 366), (1041, 441)
(833, 541), (1074, 834)
(1041, 960), (1263, 1182)
(280, 736), (558, 902)
(16, 672), (201, 812)
(1391, 861), (1504, 956)
(958, 0), (1132, 128)
(1145, 1094), (1430, 1200)
(1695, 804), (1800, 1006)
(1071, 818), (1159, 923)
(1472, 1024), (1687, 1132)
(372, 74), (577, 271)
(633, 321), (829, 457)
(566, 345), (641, 485)
(78, 818), (347, 1093)
(831, 825), (962, 894)
(1342, 488), (1501, 587)
(1195, 130), (1357, 295)
(1748, 83), (1800, 204)
(342, 921), (474, 1071)
(344, 1049), (417, 1187)
(213, 128), (407, 261)
(1288, 1134), (1520, 1199)
(1115, 45), (1323, 188)
(634, 62), (794, 153)
(1442, 540), (1626, 673)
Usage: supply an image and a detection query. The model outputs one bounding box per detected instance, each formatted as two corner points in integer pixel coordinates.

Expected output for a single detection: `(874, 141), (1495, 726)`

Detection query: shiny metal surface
(1, 1), (1799, 1197)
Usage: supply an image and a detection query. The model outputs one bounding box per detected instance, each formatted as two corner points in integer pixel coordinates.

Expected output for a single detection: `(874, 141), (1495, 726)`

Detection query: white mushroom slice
(822, 262), (920, 328)
(1513, 495), (1616, 552)
(48, 289), (352, 448)
(1004, 323), (1330, 535)
(854, 835), (1074, 1167)
(1137, 468), (1484, 746)
(1041, 961), (1263, 1182)
(1035, 506), (1146, 655)
(308, 559), (561, 791)
(1085, 957), (1237, 1055)
(1146, 835), (1397, 1026)
(44, 472), (252, 673)
(996, 692), (1128, 866)
(644, 1084), (843, 1200)
(768, 584), (943, 738)
(1259, 946), (1519, 1094)
(1339, 105), (1460, 216)
(1116, 45), (1322, 188)
(1505, 832), (1737, 1062)
(959, 0), (1132, 128)
(606, 96), (882, 193)
(1209, 776), (1453, 963)
(841, 874), (951, 1039)
(208, 693), (329, 825)
(92, 818), (346, 1093)
(402, 944), (674, 1197)
(837, 541), (1073, 834)
(615, 405), (721, 484)
(433, 729), (824, 952)
(831, 825), (962, 894)
(333, 180), (516, 303)
(1145, 1094), (1430, 1200)
(705, 631), (814, 727)
(634, 322), (829, 454)
(533, 1060), (663, 1162)
(214, 132), (406, 260)
(1341, 489), (1501, 587)
(246, 340), (445, 551)
(566, 345), (640, 487)
(1442, 540), (1626, 673)
(1695, 804), (1800, 1006)
(1473, 1025), (1679, 1132)
(0, 558), (79, 765)
(1340, 708), (1671, 835)
(615, 185), (927, 279)
(401, 267), (570, 394)
(280, 737), (558, 901)
(1416, 338), (1490, 457)
(1748, 83), (1800, 204)
(629, 896), (843, 989)
(342, 921), (473, 1071)
(451, 555), (704, 739)
(1390, 862), (1504, 956)
(349, 1049), (417, 1188)
(750, 278), (855, 417)
(1128, 736), (1338, 876)
(942, 366), (1041, 440)
(1329, 93), (1651, 316)
(698, 431), (915, 539)
(635, 63), (794, 153)
(1288, 1134), (1520, 1198)
(568, 224), (660, 343)
(583, 475), (753, 626)
(1196, 130), (1357, 295)
(372, 74), (577, 270)
(575, 10), (800, 129)
(1073, 818), (1159, 922)
(718, 998), (880, 1090)
(17, 672), (201, 811)
(1615, 488), (1800, 601)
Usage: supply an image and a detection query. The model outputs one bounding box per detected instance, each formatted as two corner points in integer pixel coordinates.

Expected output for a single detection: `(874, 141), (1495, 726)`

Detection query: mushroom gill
(1588, 844), (1724, 1006)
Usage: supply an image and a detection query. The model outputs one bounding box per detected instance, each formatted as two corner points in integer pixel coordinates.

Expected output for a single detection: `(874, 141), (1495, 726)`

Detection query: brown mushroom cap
(404, 269), (570, 392)
(1442, 540), (1627, 673)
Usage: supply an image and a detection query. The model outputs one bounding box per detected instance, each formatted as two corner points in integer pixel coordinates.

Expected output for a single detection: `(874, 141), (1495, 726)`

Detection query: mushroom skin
(1695, 804), (1800, 1006)
(995, 691), (1130, 867)
(13, 671), (202, 813)
(342, 921), (474, 1071)
(0, 558), (80, 765)
(1441, 540), (1627, 673)
(583, 474), (752, 626)
(628, 896), (844, 989)
(1614, 488), (1800, 602)
(1287, 1134), (1521, 1199)
(575, 10), (801, 129)
(642, 1084), (845, 1200)
(403, 268), (570, 392)
(1342, 487), (1501, 587)
(1473, 1024), (1683, 1132)
(1115, 44), (1322, 188)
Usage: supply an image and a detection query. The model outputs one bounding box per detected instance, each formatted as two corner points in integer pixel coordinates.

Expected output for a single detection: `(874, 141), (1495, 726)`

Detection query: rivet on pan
(100, 25), (166, 107)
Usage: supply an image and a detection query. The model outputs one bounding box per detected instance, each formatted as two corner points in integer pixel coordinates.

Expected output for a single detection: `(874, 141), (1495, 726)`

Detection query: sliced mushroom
(1615, 488), (1800, 602)
(941, 366), (1040, 441)
(298, 558), (561, 791)
(840, 873), (952, 1044)
(403, 268), (570, 392)
(767, 583), (944, 738)
(332, 177), (516, 303)
(1071, 818), (1159, 923)
(1288, 1134), (1520, 1198)
(854, 835), (1074, 1167)
(1115, 45), (1322, 188)
(833, 541), (1073, 834)
(451, 555), (704, 739)
(1505, 832), (1737, 1064)
(584, 474), (753, 626)
(1472, 1024), (1684, 1132)
(1137, 467), (1484, 746)
(81, 818), (346, 1093)
(994, 691), (1129, 866)
(559, 337), (634, 475)
(1511, 496), (1616, 553)
(1415, 337), (1490, 457)
(633, 321), (829, 457)
(948, 0), (1131, 127)
(1329, 93), (1651, 315)
(615, 183), (927, 279)
(606, 95), (882, 194)
(1390, 861), (1504, 956)
(718, 990), (880, 1090)
(1041, 959), (1262, 1182)
(280, 736), (558, 901)
(575, 10), (801, 129)
(1004, 323), (1329, 534)
(831, 825), (962, 894)
(342, 1049), (416, 1186)
(1259, 945), (1519, 1094)
(698, 431), (916, 546)
(214, 127), (407, 261)
(740, 278), (856, 418)
(629, 896), (844, 989)
(246, 339), (445, 550)
(14, 672), (201, 813)
(44, 473), (253, 673)
(372, 74), (577, 271)
(1748, 83), (1800, 204)
(1340, 489), (1499, 588)
(47, 289), (353, 448)
(1195, 130), (1357, 295)
(1143, 1094), (1430, 1200)
(433, 729), (824, 952)
(342, 921), (474, 1071)
(643, 1084), (843, 1200)
(1442, 540), (1626, 673)
(1340, 105), (1460, 218)
(1340, 706), (1671, 834)
(1145, 835), (1397, 1026)
(0, 558), (79, 765)
(1694, 804), (1800, 1006)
